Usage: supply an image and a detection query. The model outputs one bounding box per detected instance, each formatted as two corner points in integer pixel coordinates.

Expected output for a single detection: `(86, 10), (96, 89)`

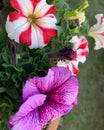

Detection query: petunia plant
(0, 0), (104, 130)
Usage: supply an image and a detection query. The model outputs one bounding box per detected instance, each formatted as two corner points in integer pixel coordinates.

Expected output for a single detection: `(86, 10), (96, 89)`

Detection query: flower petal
(57, 60), (79, 75)
(49, 76), (79, 105)
(77, 47), (89, 63)
(7, 11), (25, 22)
(36, 14), (57, 45)
(10, 0), (35, 16)
(22, 78), (40, 102)
(9, 111), (42, 130)
(44, 98), (78, 120)
(6, 13), (30, 43)
(89, 27), (104, 50)
(37, 25), (57, 45)
(70, 36), (88, 50)
(19, 22), (57, 48)
(94, 36), (104, 50)
(95, 14), (104, 25)
(70, 61), (79, 75)
(38, 98), (78, 126)
(9, 94), (46, 130)
(19, 25), (32, 46)
(33, 67), (71, 93)
(36, 14), (57, 29)
(28, 25), (46, 48)
(34, 0), (56, 18)
(89, 14), (104, 49)
(38, 103), (54, 127)
(70, 36), (89, 63)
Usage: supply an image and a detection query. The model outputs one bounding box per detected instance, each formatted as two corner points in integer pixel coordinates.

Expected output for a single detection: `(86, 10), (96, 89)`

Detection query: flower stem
(7, 40), (17, 66)
(0, 11), (4, 28)
(48, 52), (59, 59)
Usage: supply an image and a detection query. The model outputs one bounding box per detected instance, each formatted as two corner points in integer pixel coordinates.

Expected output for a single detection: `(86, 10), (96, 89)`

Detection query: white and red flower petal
(89, 27), (104, 50)
(89, 14), (104, 50)
(70, 36), (89, 63)
(76, 46), (89, 63)
(70, 36), (88, 50)
(67, 61), (79, 75)
(38, 26), (57, 43)
(30, 24), (57, 48)
(34, 0), (56, 18)
(6, 12), (27, 33)
(6, 15), (57, 49)
(10, 0), (35, 17)
(95, 14), (104, 25)
(57, 60), (79, 75)
(29, 25), (45, 48)
(36, 14), (57, 29)
(93, 35), (104, 50)
(6, 14), (30, 43)
(18, 24), (46, 48)
(6, 23), (30, 45)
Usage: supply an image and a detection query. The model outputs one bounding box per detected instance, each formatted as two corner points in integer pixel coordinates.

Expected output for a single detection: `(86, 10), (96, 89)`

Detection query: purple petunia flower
(8, 67), (79, 130)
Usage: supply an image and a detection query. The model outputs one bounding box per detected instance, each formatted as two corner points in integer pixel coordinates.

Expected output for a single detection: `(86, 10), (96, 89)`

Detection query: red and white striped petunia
(57, 36), (89, 75)
(5, 0), (57, 49)
(57, 60), (79, 75)
(89, 14), (104, 50)
(70, 36), (89, 63)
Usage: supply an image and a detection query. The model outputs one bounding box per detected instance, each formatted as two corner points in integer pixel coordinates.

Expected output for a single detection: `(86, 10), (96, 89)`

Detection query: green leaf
(77, 0), (89, 12)
(64, 0), (89, 19)
(6, 86), (19, 99)
(0, 88), (6, 94)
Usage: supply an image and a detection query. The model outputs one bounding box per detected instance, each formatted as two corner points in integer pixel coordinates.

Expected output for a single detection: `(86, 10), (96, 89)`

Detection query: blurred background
(59, 0), (104, 130)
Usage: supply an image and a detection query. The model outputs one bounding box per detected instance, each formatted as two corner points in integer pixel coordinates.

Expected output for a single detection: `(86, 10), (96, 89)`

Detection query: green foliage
(0, 43), (51, 129)
(0, 0), (53, 128)
(64, 0), (88, 18)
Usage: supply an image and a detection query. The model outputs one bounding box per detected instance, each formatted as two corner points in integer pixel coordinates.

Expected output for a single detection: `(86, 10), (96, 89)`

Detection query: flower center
(27, 15), (37, 24)
(59, 46), (77, 60)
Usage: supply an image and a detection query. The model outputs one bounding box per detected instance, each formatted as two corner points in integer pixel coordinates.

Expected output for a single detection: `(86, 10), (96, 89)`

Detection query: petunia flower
(57, 36), (89, 75)
(70, 36), (89, 63)
(5, 0), (57, 49)
(88, 14), (104, 50)
(8, 67), (79, 130)
(57, 60), (79, 75)
(64, 0), (88, 25)
(66, 11), (86, 25)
